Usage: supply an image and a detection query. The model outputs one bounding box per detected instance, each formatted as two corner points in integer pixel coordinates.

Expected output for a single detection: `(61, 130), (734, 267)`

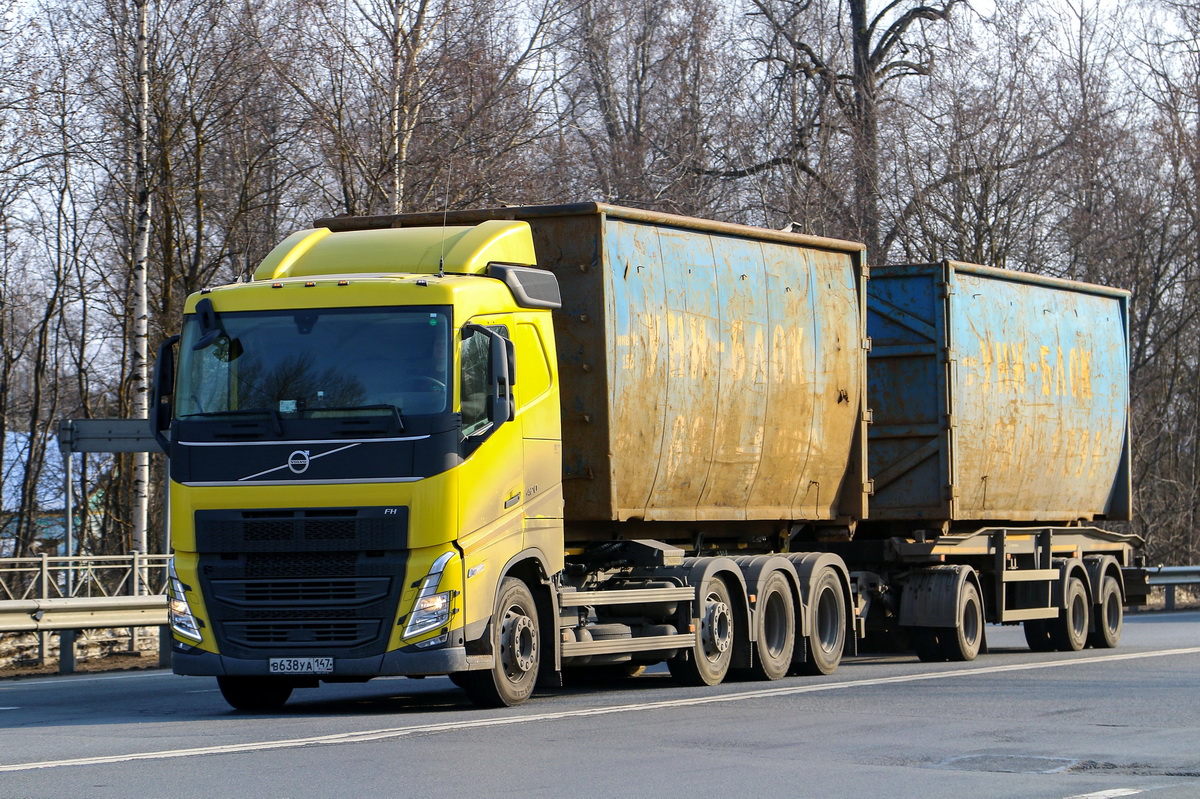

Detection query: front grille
(245, 553), (358, 578)
(211, 578), (390, 606)
(223, 621), (380, 648)
(243, 609), (358, 620)
(194, 506), (408, 659)
(195, 507), (407, 553)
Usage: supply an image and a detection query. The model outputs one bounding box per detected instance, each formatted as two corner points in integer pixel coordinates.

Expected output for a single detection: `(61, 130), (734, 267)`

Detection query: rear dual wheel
(1025, 575), (1098, 652)
(1049, 576), (1089, 652)
(747, 572), (795, 681)
(1088, 575), (1123, 649)
(798, 568), (845, 675)
(669, 577), (735, 686)
(911, 580), (983, 663)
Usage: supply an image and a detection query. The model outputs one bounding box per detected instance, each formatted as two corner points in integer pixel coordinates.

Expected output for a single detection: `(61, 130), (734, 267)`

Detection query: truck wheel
(668, 576), (735, 686)
(1023, 619), (1055, 652)
(797, 567), (845, 675)
(910, 627), (945, 662)
(1087, 575), (1123, 649)
(217, 676), (293, 711)
(749, 572), (795, 681)
(940, 580), (983, 662)
(1049, 576), (1089, 652)
(459, 578), (541, 707)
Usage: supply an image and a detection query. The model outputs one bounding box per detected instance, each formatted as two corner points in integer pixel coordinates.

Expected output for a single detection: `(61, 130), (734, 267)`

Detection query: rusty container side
(866, 261), (1131, 524)
(593, 209), (868, 525)
(316, 203), (871, 529)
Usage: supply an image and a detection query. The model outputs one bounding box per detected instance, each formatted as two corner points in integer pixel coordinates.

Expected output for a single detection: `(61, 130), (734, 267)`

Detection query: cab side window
(460, 324), (508, 438)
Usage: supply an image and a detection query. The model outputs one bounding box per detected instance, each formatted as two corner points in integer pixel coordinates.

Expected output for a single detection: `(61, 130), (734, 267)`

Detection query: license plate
(269, 657), (334, 675)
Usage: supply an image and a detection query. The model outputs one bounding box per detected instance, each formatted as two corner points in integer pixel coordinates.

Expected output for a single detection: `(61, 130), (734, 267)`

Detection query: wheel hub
(502, 611), (537, 675)
(701, 599), (732, 659)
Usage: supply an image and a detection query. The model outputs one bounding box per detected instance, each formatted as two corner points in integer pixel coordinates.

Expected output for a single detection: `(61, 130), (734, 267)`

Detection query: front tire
(217, 676), (293, 711)
(459, 578), (541, 707)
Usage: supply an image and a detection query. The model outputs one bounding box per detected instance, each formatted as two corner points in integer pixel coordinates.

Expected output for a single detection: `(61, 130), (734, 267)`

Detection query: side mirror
(151, 335), (180, 452)
(463, 323), (516, 427)
(487, 333), (515, 425)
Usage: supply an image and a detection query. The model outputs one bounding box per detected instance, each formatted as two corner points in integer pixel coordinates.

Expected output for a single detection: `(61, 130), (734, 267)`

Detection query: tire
(941, 580), (983, 662)
(1087, 574), (1123, 649)
(668, 576), (735, 686)
(797, 568), (846, 675)
(563, 662), (647, 685)
(1049, 576), (1089, 652)
(910, 627), (945, 662)
(1023, 618), (1055, 652)
(217, 676), (293, 711)
(748, 572), (796, 681)
(458, 578), (541, 707)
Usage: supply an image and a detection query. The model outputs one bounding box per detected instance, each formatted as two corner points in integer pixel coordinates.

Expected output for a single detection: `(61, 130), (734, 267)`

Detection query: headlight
(406, 591), (452, 636)
(167, 560), (203, 642)
(403, 552), (458, 639)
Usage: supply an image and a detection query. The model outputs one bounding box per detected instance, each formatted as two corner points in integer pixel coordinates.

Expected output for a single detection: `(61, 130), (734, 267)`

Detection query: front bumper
(172, 644), (478, 677)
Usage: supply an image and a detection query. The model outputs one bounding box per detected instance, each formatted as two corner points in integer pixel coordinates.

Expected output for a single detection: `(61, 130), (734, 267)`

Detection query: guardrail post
(39, 554), (49, 666)
(1165, 585), (1176, 612)
(59, 629), (77, 675)
(130, 552), (142, 652)
(159, 625), (172, 667)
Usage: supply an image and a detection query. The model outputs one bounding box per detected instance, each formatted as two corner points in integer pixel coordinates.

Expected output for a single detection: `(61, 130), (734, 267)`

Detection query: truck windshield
(175, 305), (452, 420)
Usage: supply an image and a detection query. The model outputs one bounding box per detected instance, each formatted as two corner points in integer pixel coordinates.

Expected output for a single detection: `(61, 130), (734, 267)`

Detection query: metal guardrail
(0, 554), (172, 674)
(0, 596), (166, 632)
(0, 554), (171, 601)
(1143, 565), (1200, 611)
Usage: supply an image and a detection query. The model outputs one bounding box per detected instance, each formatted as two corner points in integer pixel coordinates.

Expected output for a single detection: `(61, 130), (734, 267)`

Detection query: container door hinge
(862, 337), (872, 352)
(864, 480), (875, 496)
(943, 413), (955, 429)
(862, 408), (874, 424)
(939, 282), (955, 298)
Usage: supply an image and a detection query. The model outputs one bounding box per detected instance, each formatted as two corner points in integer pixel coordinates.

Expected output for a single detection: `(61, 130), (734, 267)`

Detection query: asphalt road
(1, 611), (1198, 799)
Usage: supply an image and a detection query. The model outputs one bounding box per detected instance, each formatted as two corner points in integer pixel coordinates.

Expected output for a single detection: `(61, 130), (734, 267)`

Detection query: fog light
(414, 632), (449, 649)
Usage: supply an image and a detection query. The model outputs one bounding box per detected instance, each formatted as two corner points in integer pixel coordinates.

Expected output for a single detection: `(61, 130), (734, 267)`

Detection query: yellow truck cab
(160, 219), (564, 707)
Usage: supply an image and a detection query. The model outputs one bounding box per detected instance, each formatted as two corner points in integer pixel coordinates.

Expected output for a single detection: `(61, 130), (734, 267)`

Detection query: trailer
(153, 204), (1140, 710)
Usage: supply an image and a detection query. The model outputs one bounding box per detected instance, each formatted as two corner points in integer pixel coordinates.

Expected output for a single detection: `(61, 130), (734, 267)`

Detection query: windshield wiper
(182, 408), (284, 436)
(308, 404), (405, 433)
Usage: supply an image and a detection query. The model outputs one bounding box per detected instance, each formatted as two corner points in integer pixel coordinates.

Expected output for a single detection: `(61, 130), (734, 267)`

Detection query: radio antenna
(437, 150), (455, 280)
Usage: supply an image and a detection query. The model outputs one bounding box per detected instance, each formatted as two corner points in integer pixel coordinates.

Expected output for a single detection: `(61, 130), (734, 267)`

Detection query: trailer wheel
(798, 567), (845, 675)
(217, 676), (293, 711)
(1087, 575), (1123, 649)
(910, 627), (944, 662)
(459, 578), (541, 707)
(668, 576), (735, 686)
(1023, 619), (1055, 652)
(748, 571), (795, 681)
(940, 580), (983, 662)
(1049, 576), (1089, 652)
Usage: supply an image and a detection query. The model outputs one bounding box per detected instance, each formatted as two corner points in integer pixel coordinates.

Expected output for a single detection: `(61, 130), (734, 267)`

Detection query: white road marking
(1064, 790), (1144, 798)
(0, 670), (172, 692)
(0, 707), (19, 711)
(1, 646), (1198, 773)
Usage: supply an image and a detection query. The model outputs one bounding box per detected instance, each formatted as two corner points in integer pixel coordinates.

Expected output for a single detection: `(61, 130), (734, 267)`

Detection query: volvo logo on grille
(288, 450), (311, 474)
